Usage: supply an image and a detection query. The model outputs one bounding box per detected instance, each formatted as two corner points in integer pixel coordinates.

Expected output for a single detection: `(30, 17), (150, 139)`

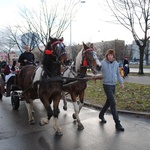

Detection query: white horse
(62, 42), (101, 130)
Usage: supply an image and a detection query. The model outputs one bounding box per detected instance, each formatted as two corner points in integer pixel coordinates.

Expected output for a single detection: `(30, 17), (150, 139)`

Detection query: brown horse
(62, 42), (102, 130)
(17, 37), (68, 135)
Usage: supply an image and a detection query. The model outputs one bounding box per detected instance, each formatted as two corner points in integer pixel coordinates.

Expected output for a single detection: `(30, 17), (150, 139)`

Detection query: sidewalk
(123, 75), (150, 85)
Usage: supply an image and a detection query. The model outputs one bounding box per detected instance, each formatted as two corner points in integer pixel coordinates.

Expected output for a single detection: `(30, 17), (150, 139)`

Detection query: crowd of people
(0, 45), (35, 97)
(2, 45), (34, 76)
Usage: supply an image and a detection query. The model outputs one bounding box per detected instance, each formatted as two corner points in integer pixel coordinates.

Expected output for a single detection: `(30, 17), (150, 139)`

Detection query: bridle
(82, 48), (101, 74)
(45, 40), (67, 63)
(82, 48), (95, 67)
(51, 41), (67, 62)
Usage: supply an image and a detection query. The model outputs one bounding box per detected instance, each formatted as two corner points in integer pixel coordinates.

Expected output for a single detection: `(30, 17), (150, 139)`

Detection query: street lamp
(69, 0), (86, 59)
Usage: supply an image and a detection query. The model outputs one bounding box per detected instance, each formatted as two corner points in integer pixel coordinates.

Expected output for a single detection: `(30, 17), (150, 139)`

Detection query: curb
(66, 98), (150, 118)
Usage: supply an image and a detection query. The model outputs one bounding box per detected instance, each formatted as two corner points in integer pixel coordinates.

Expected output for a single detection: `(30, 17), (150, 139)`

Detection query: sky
(0, 0), (134, 45)
(63, 0), (134, 45)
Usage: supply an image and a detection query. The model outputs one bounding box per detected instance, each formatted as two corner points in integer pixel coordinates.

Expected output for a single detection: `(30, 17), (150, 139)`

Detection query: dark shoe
(99, 114), (107, 123)
(116, 123), (124, 131)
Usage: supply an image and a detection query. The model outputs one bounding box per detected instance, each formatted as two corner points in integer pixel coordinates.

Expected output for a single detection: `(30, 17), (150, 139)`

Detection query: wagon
(10, 84), (23, 110)
(0, 73), (22, 110)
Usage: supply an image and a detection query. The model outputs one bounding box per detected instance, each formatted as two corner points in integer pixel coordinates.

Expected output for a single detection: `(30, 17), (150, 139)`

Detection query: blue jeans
(100, 84), (120, 124)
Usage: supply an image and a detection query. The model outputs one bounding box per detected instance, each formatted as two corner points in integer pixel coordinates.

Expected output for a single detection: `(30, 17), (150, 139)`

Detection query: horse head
(44, 37), (68, 64)
(42, 37), (69, 76)
(82, 42), (102, 74)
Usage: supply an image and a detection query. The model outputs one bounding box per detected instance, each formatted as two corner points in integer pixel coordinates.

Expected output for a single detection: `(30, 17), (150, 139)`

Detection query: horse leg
(39, 96), (63, 136)
(39, 104), (52, 126)
(62, 91), (67, 111)
(25, 99), (35, 124)
(73, 92), (84, 125)
(78, 91), (84, 113)
(53, 96), (63, 136)
(71, 94), (84, 130)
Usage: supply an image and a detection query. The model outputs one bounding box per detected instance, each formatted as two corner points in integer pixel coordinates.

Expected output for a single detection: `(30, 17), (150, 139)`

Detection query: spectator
(3, 60), (16, 83)
(1, 60), (16, 97)
(119, 63), (124, 78)
(123, 56), (129, 77)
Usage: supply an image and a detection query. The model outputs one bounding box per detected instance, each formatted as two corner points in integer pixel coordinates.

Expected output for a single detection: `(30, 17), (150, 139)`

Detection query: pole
(70, 14), (72, 59)
(69, 0), (86, 60)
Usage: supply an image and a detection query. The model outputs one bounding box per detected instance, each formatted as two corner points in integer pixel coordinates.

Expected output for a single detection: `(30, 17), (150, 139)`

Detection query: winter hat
(106, 49), (115, 58)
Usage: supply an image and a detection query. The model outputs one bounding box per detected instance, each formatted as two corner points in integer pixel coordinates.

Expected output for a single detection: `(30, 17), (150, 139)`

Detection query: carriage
(0, 67), (27, 109)
(0, 38), (102, 135)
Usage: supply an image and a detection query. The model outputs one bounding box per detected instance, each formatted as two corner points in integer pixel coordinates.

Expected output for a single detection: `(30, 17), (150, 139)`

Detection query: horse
(16, 37), (68, 135)
(62, 42), (102, 130)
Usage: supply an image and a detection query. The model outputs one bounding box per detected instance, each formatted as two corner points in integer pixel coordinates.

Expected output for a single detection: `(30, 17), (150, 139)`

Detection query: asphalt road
(123, 75), (150, 85)
(0, 97), (150, 150)
(129, 68), (150, 73)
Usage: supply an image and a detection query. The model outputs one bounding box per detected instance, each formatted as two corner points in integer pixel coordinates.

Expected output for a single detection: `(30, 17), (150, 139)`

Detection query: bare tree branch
(1, 0), (82, 61)
(104, 0), (150, 74)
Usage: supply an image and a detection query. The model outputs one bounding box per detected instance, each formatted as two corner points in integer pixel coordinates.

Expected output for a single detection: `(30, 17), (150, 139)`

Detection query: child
(124, 64), (128, 77)
(119, 63), (124, 78)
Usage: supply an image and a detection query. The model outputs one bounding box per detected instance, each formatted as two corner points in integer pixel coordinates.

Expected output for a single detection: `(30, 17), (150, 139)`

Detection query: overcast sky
(0, 0), (134, 45)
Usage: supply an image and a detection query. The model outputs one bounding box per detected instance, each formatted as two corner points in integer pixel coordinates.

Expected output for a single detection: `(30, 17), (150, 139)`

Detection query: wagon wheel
(11, 91), (20, 110)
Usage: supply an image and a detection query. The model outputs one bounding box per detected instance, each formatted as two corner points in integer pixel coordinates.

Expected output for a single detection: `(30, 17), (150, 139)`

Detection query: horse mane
(75, 42), (90, 72)
(42, 41), (53, 72)
(75, 49), (83, 72)
(42, 37), (61, 77)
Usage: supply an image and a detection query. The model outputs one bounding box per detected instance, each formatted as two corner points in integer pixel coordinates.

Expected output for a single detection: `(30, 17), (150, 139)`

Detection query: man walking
(99, 49), (125, 131)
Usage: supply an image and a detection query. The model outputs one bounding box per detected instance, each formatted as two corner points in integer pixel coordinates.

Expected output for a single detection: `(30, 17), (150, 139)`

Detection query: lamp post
(69, 0), (85, 59)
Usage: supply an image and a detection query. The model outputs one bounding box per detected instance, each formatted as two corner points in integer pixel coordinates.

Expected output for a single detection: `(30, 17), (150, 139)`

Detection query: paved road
(0, 97), (150, 150)
(124, 75), (150, 85)
(88, 68), (150, 85)
(130, 68), (150, 73)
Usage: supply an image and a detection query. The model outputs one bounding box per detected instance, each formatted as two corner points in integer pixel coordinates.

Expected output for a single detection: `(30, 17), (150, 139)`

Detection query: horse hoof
(72, 113), (76, 120)
(78, 124), (84, 130)
(29, 120), (35, 124)
(63, 106), (67, 111)
(39, 121), (46, 126)
(55, 131), (63, 136)
(39, 118), (49, 126)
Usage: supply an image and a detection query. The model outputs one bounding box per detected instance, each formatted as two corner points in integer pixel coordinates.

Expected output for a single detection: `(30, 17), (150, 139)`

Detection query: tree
(144, 40), (150, 65)
(105, 0), (150, 74)
(2, 0), (82, 54)
(21, 32), (40, 51)
(0, 29), (19, 60)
